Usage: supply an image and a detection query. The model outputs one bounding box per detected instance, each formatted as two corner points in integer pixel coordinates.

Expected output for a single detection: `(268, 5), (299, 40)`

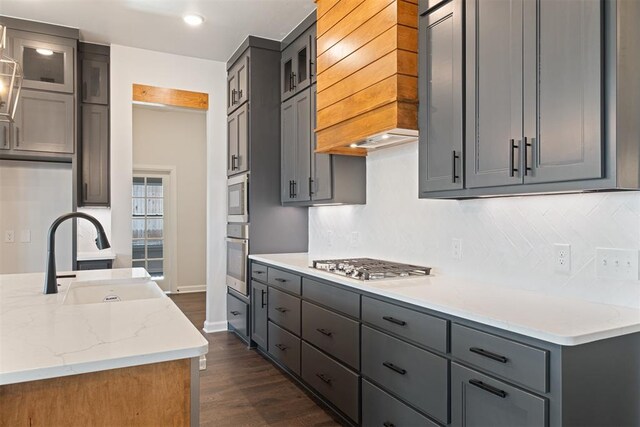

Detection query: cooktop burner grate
(312, 258), (431, 281)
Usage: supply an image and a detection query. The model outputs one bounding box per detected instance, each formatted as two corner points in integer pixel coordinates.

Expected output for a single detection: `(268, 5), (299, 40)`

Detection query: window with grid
(132, 176), (164, 279)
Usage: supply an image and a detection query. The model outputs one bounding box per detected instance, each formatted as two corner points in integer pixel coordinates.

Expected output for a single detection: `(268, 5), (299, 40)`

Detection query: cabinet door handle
(383, 422), (395, 427)
(524, 137), (533, 175)
(452, 150), (460, 183)
(231, 88), (236, 105)
(231, 155), (238, 171)
(316, 328), (332, 337)
(292, 181), (297, 198)
(309, 177), (314, 196)
(509, 139), (520, 177)
(382, 316), (406, 326)
(315, 373), (332, 385)
(469, 347), (509, 363)
(382, 361), (406, 375)
(230, 310), (241, 316)
(291, 72), (297, 89)
(469, 379), (507, 398)
(260, 289), (267, 308)
(274, 306), (288, 313)
(15, 127), (19, 147)
(275, 343), (288, 351)
(288, 180), (293, 199)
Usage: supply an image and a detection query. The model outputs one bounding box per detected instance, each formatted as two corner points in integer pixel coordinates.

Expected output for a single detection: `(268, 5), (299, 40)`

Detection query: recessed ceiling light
(349, 143), (359, 148)
(183, 14), (204, 26)
(36, 48), (54, 56)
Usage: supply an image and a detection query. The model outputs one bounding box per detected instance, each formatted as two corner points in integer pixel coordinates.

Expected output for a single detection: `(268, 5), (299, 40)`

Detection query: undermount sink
(63, 278), (165, 305)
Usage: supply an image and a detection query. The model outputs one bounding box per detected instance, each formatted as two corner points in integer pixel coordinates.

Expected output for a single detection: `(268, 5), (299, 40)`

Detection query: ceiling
(0, 0), (316, 62)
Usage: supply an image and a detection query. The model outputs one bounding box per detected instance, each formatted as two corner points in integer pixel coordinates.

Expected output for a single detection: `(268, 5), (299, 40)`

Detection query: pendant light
(0, 24), (24, 123)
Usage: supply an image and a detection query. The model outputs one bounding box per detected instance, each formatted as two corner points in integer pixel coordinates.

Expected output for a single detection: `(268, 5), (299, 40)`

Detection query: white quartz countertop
(249, 253), (640, 346)
(0, 268), (208, 385)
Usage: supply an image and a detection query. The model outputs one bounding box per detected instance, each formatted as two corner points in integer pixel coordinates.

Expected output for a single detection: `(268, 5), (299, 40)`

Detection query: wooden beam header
(132, 84), (209, 110)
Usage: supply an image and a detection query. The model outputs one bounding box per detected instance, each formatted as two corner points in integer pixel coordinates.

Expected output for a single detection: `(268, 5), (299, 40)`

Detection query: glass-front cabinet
(9, 29), (75, 93)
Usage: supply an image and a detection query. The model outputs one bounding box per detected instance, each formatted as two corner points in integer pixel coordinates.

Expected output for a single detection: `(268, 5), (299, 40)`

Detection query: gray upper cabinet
(13, 89), (74, 154)
(465, 0), (524, 189)
(81, 105), (109, 206)
(10, 30), (75, 94)
(227, 53), (249, 114)
(419, 0), (464, 193)
(251, 280), (268, 350)
(227, 103), (249, 176)
(281, 27), (313, 102)
(82, 58), (108, 105)
(310, 85), (332, 201)
(281, 88), (311, 203)
(523, 0), (603, 184)
(0, 123), (10, 150)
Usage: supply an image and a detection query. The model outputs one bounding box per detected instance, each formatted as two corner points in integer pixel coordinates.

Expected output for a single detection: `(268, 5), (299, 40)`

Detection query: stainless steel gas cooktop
(312, 258), (431, 281)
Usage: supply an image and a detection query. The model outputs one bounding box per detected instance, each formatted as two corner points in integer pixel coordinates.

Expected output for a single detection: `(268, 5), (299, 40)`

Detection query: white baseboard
(175, 284), (206, 293)
(203, 320), (227, 333)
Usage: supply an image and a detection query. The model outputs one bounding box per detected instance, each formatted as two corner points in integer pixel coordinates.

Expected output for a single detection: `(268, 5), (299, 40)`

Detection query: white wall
(81, 44), (228, 331)
(309, 143), (640, 309)
(0, 160), (72, 274)
(132, 105), (207, 292)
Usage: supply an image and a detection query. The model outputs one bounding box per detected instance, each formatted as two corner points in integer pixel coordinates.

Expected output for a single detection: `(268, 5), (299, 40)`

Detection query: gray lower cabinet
(362, 379), (439, 427)
(268, 321), (301, 375)
(80, 104), (109, 205)
(227, 102), (249, 176)
(418, 0), (464, 193)
(227, 292), (249, 340)
(13, 89), (74, 154)
(301, 341), (359, 423)
(451, 362), (547, 427)
(361, 325), (449, 424)
(251, 280), (268, 350)
(268, 287), (301, 335)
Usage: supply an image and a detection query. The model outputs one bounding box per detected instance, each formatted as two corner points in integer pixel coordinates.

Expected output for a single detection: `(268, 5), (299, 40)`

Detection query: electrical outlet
(4, 230), (15, 243)
(19, 229), (31, 243)
(452, 238), (462, 260)
(596, 248), (639, 280)
(554, 244), (571, 274)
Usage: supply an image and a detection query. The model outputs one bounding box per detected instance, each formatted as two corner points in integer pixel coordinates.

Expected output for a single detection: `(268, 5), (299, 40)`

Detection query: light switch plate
(596, 248), (639, 280)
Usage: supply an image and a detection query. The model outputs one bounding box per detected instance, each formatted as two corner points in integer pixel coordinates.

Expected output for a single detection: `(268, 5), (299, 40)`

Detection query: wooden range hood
(315, 0), (418, 156)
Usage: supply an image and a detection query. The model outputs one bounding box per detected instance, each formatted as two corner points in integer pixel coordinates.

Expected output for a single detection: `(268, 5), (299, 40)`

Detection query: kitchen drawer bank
(240, 256), (640, 427)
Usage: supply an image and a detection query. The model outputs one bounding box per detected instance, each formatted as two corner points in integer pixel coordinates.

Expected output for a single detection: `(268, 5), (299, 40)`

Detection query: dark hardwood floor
(169, 292), (342, 427)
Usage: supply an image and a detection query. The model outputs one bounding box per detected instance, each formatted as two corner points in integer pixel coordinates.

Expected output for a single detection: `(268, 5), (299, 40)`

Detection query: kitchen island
(0, 268), (208, 426)
(245, 253), (640, 427)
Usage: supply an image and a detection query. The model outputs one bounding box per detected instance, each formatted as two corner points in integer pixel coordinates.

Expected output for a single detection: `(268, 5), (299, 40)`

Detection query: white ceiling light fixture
(0, 24), (23, 123)
(36, 48), (54, 56)
(183, 14), (204, 27)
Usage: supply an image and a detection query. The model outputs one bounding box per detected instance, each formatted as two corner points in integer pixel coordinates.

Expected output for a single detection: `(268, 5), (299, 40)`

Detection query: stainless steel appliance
(226, 223), (249, 295)
(312, 258), (431, 281)
(227, 173), (249, 223)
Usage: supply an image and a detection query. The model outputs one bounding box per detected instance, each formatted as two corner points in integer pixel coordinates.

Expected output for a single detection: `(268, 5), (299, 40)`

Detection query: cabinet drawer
(362, 379), (439, 427)
(267, 267), (301, 295)
(251, 263), (268, 281)
(301, 301), (359, 369)
(301, 342), (359, 423)
(451, 324), (549, 393)
(268, 321), (301, 375)
(302, 278), (360, 318)
(227, 293), (248, 339)
(361, 326), (448, 424)
(451, 363), (547, 427)
(362, 296), (448, 353)
(268, 287), (301, 335)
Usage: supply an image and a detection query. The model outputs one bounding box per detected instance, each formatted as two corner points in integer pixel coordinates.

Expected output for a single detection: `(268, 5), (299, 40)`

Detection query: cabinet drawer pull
(275, 343), (288, 351)
(316, 328), (332, 337)
(452, 150), (460, 183)
(382, 361), (406, 375)
(524, 136), (533, 175)
(15, 127), (20, 147)
(274, 307), (288, 313)
(274, 278), (287, 283)
(509, 139), (520, 177)
(469, 347), (508, 363)
(230, 310), (241, 316)
(383, 422), (395, 427)
(382, 316), (406, 326)
(260, 289), (267, 308)
(315, 373), (332, 385)
(254, 270), (265, 275)
(469, 379), (507, 398)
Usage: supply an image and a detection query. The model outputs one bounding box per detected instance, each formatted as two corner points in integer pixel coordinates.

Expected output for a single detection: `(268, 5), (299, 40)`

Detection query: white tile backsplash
(309, 143), (640, 308)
